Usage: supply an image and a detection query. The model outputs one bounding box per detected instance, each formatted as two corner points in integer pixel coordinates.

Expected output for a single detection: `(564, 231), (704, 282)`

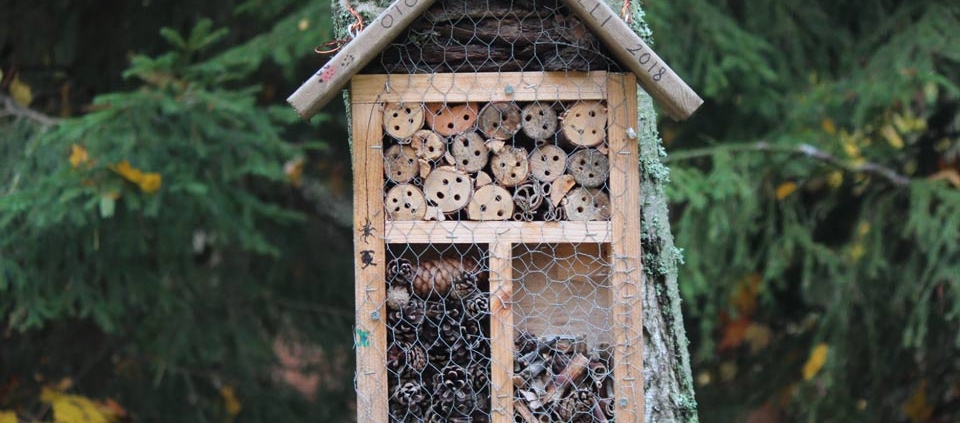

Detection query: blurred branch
(0, 94), (62, 127)
(664, 141), (911, 187)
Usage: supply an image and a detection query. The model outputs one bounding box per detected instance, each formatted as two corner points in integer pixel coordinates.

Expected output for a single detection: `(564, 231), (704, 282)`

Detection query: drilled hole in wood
(404, 107), (411, 114)
(442, 179), (449, 185)
(454, 194), (461, 201)
(437, 192), (445, 199)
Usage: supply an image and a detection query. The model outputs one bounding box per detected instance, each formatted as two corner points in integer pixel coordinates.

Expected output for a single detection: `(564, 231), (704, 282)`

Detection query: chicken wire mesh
(348, 0), (643, 422)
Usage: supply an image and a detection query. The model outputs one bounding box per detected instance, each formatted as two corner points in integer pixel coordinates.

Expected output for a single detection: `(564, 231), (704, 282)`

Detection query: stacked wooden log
(513, 332), (615, 423)
(382, 101), (612, 222)
(386, 257), (491, 423)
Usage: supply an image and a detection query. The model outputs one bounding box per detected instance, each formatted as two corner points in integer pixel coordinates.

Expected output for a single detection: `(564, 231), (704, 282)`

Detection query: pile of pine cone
(513, 332), (615, 423)
(386, 257), (491, 423)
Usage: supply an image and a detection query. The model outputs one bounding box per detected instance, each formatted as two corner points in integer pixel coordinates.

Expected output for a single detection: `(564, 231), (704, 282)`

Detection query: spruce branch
(665, 141), (911, 187)
(0, 94), (62, 127)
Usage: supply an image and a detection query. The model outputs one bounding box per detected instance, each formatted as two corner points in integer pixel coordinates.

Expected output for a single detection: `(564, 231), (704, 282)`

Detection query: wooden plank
(350, 72), (609, 104)
(561, 0), (703, 120)
(606, 73), (644, 422)
(287, 0), (439, 119)
(351, 103), (388, 423)
(488, 241), (514, 423)
(383, 221), (611, 244)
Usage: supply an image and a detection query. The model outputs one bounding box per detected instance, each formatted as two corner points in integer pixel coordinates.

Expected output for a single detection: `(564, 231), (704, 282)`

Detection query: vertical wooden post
(607, 73), (645, 422)
(488, 241), (514, 423)
(351, 103), (388, 423)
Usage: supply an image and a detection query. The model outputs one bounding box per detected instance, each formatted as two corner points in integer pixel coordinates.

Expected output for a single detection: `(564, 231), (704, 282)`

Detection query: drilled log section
(450, 131), (490, 173)
(426, 103), (479, 136)
(566, 149), (610, 188)
(383, 145), (419, 184)
(365, 0), (619, 74)
(423, 167), (473, 213)
(384, 184), (428, 221)
(491, 146), (529, 187)
(467, 185), (514, 221)
(560, 101), (607, 148)
(478, 102), (522, 140)
(529, 144), (566, 182)
(563, 187), (610, 221)
(521, 103), (558, 140)
(382, 103), (425, 141)
(411, 129), (446, 160)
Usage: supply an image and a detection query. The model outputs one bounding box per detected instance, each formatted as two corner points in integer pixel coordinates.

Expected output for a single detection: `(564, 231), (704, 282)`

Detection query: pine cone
(386, 284), (412, 310)
(463, 293), (489, 321)
(390, 379), (430, 417)
(432, 365), (476, 417)
(468, 357), (490, 392)
(388, 342), (428, 377)
(388, 298), (425, 343)
(412, 258), (479, 298)
(388, 258), (414, 285)
(449, 271), (479, 300)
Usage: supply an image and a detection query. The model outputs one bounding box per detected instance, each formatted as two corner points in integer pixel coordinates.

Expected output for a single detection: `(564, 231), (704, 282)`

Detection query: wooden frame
(351, 71), (644, 423)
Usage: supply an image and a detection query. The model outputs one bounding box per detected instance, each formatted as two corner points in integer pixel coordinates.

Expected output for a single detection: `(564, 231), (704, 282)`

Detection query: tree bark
(334, 0), (698, 421)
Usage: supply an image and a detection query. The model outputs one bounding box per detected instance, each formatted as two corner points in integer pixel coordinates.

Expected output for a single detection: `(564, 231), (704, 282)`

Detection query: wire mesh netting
(349, 0), (643, 422)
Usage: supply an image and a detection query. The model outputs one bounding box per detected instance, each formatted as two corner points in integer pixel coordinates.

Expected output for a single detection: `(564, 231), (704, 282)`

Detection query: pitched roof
(288, 0), (702, 121)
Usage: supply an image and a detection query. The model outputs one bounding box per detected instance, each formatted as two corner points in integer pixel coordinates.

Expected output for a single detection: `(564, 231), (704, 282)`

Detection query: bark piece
(411, 129), (446, 160)
(384, 184), (428, 221)
(426, 102), (478, 136)
(383, 103), (425, 141)
(467, 185), (514, 221)
(521, 102), (558, 140)
(550, 174), (577, 207)
(544, 353), (590, 404)
(450, 131), (490, 173)
(566, 148), (610, 188)
(491, 146), (530, 187)
(563, 187), (610, 221)
(475, 171), (493, 187)
(560, 101), (607, 147)
(478, 102), (522, 140)
(515, 400), (539, 423)
(423, 167), (473, 213)
(529, 144), (566, 182)
(383, 144), (419, 184)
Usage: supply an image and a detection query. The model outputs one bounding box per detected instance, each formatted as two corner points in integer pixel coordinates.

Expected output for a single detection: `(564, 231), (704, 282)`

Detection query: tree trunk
(334, 0), (698, 421)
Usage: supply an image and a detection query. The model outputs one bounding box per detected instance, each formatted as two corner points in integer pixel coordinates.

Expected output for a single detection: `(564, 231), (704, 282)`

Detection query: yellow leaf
(775, 182), (798, 200)
(111, 161), (161, 192)
(69, 144), (89, 168)
(0, 411), (17, 423)
(284, 157), (305, 187)
(821, 118), (837, 135)
(849, 243), (866, 262)
(40, 388), (110, 423)
(9, 75), (33, 107)
(220, 386), (242, 416)
(137, 173), (162, 193)
(802, 343), (829, 380)
(903, 380), (934, 423)
(881, 124), (904, 149)
(857, 222), (871, 236)
(298, 18), (310, 31)
(112, 160), (144, 183)
(827, 171), (844, 188)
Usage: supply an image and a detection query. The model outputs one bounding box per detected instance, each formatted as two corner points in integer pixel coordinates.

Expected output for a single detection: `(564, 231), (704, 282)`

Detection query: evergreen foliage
(646, 0), (960, 421)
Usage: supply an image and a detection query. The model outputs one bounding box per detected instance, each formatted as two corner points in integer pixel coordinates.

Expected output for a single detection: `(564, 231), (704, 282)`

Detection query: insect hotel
(289, 0), (700, 421)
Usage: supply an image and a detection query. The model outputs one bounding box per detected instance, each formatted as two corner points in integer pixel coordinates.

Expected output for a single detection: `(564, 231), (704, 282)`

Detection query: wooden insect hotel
(289, 0), (700, 421)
